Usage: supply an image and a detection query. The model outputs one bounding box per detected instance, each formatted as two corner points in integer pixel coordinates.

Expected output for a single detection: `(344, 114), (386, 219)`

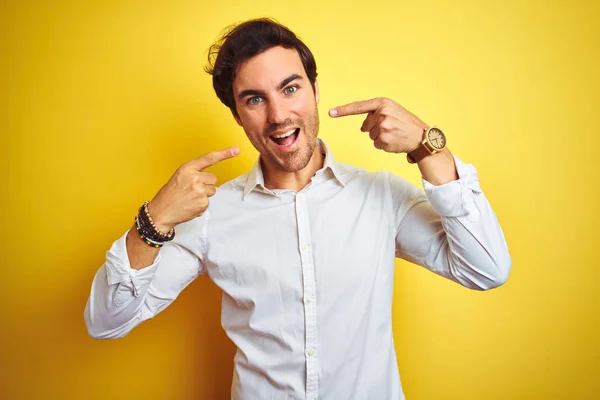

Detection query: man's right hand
(146, 147), (240, 232)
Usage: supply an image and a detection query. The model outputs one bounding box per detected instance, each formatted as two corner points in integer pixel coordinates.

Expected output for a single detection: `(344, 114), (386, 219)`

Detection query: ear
(314, 80), (320, 104)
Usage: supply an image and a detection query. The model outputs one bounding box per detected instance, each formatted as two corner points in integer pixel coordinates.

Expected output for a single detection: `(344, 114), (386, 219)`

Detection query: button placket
(295, 192), (319, 399)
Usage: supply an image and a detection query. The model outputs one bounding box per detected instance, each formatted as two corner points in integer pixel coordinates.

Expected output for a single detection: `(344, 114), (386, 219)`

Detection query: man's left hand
(329, 98), (428, 154)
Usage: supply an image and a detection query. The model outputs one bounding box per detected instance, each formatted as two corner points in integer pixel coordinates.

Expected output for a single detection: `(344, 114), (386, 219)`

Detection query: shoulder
(341, 161), (426, 205)
(205, 172), (249, 211)
(335, 161), (410, 189)
(216, 173), (248, 195)
(174, 172), (247, 237)
(333, 161), (378, 184)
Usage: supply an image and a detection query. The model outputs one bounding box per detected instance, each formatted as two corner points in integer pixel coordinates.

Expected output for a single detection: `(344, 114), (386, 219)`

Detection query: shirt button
(307, 350), (315, 357)
(306, 297), (313, 304)
(303, 244), (310, 251)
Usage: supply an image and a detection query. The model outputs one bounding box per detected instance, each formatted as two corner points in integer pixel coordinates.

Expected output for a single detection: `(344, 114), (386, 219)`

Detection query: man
(85, 18), (511, 400)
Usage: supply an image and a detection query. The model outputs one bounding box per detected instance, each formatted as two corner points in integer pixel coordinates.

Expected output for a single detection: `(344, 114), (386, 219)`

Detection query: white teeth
(272, 129), (296, 139)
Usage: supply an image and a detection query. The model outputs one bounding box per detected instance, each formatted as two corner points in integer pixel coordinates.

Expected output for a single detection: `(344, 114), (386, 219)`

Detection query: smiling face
(232, 46), (320, 173)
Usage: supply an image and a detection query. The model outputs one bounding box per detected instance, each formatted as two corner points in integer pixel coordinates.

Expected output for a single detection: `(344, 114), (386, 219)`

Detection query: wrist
(135, 201), (176, 248)
(407, 125), (427, 154)
(416, 148), (458, 185)
(407, 125), (446, 164)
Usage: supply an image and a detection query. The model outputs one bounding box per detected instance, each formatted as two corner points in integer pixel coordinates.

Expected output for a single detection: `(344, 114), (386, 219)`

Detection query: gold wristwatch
(407, 126), (447, 164)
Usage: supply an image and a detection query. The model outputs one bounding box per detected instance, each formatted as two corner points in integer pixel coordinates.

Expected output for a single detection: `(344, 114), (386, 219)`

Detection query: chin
(270, 142), (315, 173)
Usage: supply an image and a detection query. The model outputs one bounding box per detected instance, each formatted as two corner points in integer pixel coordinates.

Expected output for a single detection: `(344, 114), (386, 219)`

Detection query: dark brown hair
(205, 18), (318, 117)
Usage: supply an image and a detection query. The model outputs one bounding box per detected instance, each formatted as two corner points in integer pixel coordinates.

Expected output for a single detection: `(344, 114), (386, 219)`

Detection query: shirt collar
(242, 138), (347, 200)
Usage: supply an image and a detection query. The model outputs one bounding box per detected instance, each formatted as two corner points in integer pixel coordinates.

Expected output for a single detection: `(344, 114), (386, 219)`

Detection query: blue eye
(284, 86), (297, 95)
(248, 96), (263, 105)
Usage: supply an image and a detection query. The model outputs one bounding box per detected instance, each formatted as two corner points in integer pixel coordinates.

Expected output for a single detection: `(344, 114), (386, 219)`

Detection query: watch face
(427, 127), (446, 150)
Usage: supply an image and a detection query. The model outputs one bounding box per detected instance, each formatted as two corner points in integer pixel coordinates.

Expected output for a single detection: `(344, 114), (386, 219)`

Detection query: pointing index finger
(329, 98), (382, 118)
(190, 147), (240, 171)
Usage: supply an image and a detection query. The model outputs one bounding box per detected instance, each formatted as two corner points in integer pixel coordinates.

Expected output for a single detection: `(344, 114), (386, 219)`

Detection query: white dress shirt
(85, 139), (511, 400)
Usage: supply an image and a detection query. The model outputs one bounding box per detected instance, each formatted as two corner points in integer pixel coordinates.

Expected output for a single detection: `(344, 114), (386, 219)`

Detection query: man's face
(232, 46), (320, 173)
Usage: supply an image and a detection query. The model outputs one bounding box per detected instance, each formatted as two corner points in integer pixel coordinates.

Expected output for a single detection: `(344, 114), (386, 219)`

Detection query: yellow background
(1, 0), (598, 399)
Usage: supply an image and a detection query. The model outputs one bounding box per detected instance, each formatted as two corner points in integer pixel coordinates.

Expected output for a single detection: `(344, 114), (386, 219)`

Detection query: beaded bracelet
(138, 201), (175, 241)
(145, 201), (174, 239)
(136, 209), (161, 241)
(137, 202), (175, 240)
(134, 201), (175, 248)
(135, 215), (165, 248)
(137, 214), (172, 245)
(137, 202), (160, 238)
(138, 204), (165, 239)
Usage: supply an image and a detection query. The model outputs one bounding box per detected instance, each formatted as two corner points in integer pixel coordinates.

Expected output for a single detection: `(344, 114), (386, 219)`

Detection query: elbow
(451, 250), (512, 291)
(85, 325), (109, 340)
(85, 318), (129, 340)
(84, 316), (105, 340)
(478, 253), (512, 290)
(84, 301), (129, 340)
(84, 313), (112, 340)
(480, 270), (509, 290)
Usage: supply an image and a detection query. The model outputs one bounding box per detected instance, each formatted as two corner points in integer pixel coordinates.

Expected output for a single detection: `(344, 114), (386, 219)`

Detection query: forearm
(84, 265), (148, 339)
(398, 195), (511, 290)
(126, 224), (160, 271)
(395, 155), (511, 290)
(410, 198), (511, 289)
(425, 156), (510, 288)
(85, 230), (161, 339)
(85, 220), (205, 339)
(416, 148), (458, 186)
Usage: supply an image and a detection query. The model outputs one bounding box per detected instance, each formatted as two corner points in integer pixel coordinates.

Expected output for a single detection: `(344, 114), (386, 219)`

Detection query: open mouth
(269, 128), (300, 148)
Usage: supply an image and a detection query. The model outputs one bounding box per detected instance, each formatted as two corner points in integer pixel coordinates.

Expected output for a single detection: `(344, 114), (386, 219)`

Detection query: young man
(85, 18), (511, 400)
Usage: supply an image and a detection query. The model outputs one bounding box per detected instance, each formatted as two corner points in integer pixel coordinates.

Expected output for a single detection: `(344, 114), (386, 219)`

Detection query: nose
(266, 97), (289, 125)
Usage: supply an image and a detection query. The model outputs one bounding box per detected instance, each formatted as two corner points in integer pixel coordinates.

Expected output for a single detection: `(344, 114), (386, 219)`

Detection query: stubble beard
(264, 106), (320, 173)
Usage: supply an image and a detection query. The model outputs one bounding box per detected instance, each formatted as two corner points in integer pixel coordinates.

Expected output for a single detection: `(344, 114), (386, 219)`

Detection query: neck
(262, 144), (325, 192)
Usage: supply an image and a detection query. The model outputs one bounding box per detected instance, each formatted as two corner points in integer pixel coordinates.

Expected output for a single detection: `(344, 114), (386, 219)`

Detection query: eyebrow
(237, 73), (303, 101)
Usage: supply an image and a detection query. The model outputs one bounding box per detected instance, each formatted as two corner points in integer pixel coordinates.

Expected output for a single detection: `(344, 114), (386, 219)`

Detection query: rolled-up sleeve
(394, 155), (512, 290)
(84, 217), (207, 339)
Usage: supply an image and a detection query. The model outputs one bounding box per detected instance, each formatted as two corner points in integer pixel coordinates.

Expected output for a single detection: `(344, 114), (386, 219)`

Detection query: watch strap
(407, 142), (433, 164)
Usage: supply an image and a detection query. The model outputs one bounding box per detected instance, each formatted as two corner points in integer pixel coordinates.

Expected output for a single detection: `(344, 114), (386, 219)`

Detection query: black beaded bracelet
(142, 201), (174, 239)
(135, 214), (159, 242)
(136, 215), (171, 245)
(135, 215), (164, 248)
(138, 202), (173, 239)
(136, 201), (175, 243)
(136, 205), (162, 240)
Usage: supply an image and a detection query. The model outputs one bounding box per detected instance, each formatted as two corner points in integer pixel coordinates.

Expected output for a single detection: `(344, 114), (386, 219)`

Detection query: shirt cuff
(104, 229), (161, 297)
(422, 155), (483, 220)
